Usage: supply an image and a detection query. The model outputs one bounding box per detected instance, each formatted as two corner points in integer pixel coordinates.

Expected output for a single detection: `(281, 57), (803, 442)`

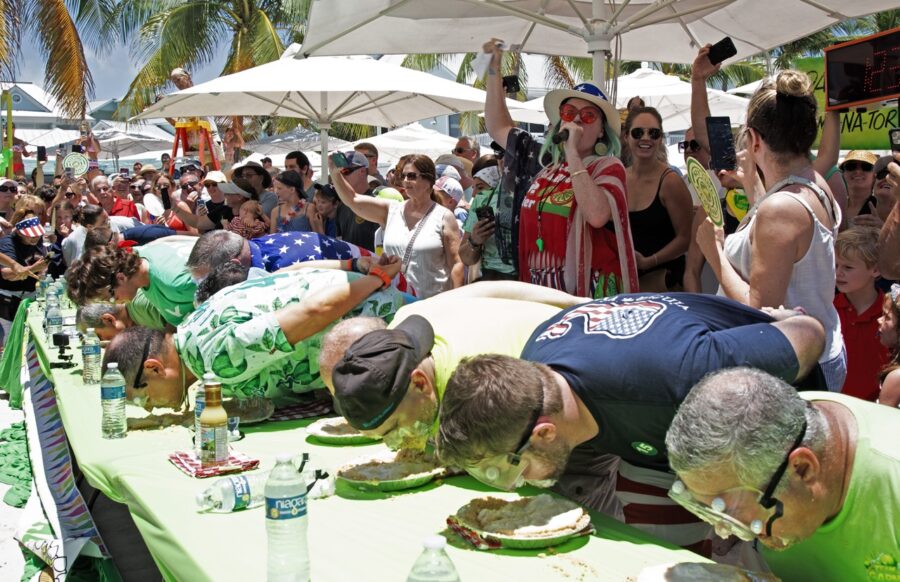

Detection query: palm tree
(107, 0), (309, 120)
(0, 0), (111, 119)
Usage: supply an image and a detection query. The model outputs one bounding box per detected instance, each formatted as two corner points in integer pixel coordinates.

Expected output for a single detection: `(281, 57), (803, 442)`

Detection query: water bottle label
(82, 345), (101, 356)
(266, 494), (307, 520)
(101, 385), (125, 400)
(48, 316), (63, 327)
(228, 475), (252, 511)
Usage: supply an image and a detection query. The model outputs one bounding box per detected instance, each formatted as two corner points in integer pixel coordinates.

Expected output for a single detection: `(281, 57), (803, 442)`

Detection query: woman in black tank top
(623, 108), (693, 291)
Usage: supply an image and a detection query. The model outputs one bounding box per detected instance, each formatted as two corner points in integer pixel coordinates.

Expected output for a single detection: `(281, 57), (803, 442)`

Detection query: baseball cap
(434, 176), (464, 203)
(840, 150), (878, 170)
(434, 154), (465, 172)
(435, 164), (461, 181)
(332, 315), (435, 430)
(203, 170), (227, 184)
(341, 150), (368, 170)
(139, 164), (158, 175)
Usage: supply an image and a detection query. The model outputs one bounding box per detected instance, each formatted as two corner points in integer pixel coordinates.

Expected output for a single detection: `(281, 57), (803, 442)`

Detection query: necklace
(534, 164), (568, 253)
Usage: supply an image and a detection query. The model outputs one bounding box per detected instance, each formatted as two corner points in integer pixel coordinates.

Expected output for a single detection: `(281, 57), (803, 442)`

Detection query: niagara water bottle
(81, 328), (102, 385)
(196, 472), (268, 513)
(100, 363), (127, 439)
(406, 536), (460, 582)
(266, 453), (310, 581)
(45, 296), (63, 336)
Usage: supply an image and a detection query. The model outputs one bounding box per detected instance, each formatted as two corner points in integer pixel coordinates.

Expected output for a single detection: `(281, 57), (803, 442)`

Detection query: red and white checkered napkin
(446, 516), (596, 551)
(168, 450), (260, 479)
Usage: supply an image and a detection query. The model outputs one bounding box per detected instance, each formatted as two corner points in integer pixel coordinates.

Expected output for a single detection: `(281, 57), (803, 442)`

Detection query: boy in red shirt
(834, 227), (889, 400)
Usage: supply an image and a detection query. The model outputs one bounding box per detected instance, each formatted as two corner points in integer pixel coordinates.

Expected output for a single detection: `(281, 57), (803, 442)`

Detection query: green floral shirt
(174, 269), (403, 406)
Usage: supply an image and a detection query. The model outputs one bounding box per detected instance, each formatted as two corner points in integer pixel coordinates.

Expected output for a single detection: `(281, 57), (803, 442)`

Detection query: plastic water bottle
(196, 472), (268, 513)
(101, 363), (127, 439)
(42, 224), (53, 253)
(38, 274), (52, 301)
(45, 297), (63, 336)
(81, 328), (102, 385)
(406, 536), (460, 582)
(266, 453), (309, 582)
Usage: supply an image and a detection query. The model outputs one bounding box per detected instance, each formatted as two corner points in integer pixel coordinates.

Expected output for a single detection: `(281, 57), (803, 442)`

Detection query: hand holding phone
(160, 186), (172, 210)
(475, 205), (495, 223)
(37, 146), (47, 162)
(330, 152), (351, 168)
(706, 116), (737, 171)
(890, 128), (900, 153)
(707, 37), (737, 66)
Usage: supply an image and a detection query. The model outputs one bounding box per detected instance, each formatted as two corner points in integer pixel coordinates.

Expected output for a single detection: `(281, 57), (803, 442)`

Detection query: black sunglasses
(630, 127), (662, 140)
(131, 334), (154, 390)
(0, 185), (16, 193)
(678, 139), (702, 153)
(453, 147), (471, 154)
(843, 161), (873, 172)
(756, 421), (807, 537)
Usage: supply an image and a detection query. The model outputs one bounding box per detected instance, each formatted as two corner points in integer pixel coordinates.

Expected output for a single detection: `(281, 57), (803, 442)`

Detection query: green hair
(538, 119), (621, 168)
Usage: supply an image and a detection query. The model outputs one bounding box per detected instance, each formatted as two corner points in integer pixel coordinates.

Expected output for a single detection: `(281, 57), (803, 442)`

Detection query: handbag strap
(401, 202), (437, 274)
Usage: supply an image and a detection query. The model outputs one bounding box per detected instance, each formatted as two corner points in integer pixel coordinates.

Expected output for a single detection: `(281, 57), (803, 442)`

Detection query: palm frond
(0, 0), (22, 80)
(27, 0), (93, 118)
(327, 121), (375, 142)
(401, 54), (454, 73)
(67, 0), (119, 53)
(250, 8), (287, 65)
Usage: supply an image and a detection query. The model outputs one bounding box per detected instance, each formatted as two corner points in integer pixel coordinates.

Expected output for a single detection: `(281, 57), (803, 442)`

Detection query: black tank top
(628, 169), (685, 284)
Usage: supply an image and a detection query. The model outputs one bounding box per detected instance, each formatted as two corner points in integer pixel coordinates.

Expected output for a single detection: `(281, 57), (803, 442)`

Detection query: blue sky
(15, 36), (227, 102)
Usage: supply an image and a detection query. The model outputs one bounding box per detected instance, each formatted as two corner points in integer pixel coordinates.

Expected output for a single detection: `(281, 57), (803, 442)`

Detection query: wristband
(368, 266), (392, 289)
(570, 169), (588, 178)
(351, 258), (359, 273)
(343, 259), (353, 272)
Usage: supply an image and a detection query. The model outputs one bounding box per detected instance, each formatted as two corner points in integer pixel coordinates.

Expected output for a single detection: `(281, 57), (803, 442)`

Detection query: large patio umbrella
(350, 122), (459, 168)
(92, 121), (175, 167)
(245, 126), (350, 156)
(300, 0), (891, 84)
(135, 53), (515, 165)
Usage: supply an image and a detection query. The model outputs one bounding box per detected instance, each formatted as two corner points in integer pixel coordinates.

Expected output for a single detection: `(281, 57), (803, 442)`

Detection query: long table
(28, 309), (710, 581)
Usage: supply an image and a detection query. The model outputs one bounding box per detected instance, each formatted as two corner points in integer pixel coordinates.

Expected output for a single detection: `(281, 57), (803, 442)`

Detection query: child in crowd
(878, 284), (900, 408)
(225, 200), (268, 239)
(833, 227), (889, 401)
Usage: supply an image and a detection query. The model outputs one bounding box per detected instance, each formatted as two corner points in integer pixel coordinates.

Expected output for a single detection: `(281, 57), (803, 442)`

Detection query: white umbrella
(300, 0), (892, 84)
(350, 123), (459, 168)
(134, 52), (514, 166)
(505, 67), (750, 132)
(246, 126), (350, 156)
(728, 80), (763, 96)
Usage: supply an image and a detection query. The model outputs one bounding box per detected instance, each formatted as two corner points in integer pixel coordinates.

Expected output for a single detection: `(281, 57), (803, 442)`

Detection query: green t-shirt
(134, 244), (197, 326)
(174, 269), (404, 407)
(389, 297), (560, 403)
(463, 187), (516, 275)
(761, 392), (900, 582)
(126, 290), (167, 330)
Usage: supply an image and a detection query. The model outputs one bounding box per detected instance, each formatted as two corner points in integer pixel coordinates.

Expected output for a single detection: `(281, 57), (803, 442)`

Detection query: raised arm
(813, 111), (840, 176)
(173, 200), (215, 231)
(483, 39), (516, 149)
(328, 162), (390, 226)
(690, 45), (718, 154)
(274, 259), (400, 345)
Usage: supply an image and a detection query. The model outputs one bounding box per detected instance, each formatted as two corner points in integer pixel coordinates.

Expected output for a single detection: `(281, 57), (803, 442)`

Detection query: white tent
(350, 123), (459, 168)
(300, 0), (892, 84)
(135, 51), (515, 165)
(246, 126), (350, 156)
(729, 80), (763, 97)
(506, 67), (751, 132)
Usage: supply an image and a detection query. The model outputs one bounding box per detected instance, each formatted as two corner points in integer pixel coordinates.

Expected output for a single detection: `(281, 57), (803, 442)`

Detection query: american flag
(15, 217), (45, 238)
(248, 231), (415, 295)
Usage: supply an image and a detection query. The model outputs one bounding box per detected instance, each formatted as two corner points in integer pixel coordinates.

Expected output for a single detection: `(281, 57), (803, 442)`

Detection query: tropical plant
(107, 0), (309, 120)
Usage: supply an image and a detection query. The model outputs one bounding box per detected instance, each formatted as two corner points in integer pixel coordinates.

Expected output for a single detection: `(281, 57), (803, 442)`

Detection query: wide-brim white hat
(543, 82), (620, 136)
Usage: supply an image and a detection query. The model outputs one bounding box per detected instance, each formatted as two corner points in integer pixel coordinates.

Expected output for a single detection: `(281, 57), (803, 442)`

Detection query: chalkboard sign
(825, 27), (899, 111)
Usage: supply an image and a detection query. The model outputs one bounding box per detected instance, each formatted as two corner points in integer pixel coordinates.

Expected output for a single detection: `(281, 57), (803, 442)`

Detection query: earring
(594, 142), (608, 156)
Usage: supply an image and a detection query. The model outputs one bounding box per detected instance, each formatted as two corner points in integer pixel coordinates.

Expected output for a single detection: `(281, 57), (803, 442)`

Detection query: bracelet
(343, 259), (353, 272)
(368, 266), (392, 289)
(570, 170), (588, 178)
(350, 258), (359, 273)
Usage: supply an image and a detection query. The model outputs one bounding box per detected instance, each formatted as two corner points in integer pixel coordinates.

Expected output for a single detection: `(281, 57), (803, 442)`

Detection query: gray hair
(319, 317), (387, 383)
(666, 367), (826, 492)
(90, 175), (108, 193)
(459, 136), (480, 156)
(186, 230), (245, 272)
(76, 303), (120, 331)
(102, 326), (166, 389)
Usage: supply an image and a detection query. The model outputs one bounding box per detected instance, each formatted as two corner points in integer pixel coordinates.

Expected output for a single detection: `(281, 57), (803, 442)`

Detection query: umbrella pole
(320, 123), (330, 184)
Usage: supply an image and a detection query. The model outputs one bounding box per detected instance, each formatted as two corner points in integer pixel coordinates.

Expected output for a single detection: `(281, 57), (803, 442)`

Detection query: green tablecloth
(28, 309), (710, 581)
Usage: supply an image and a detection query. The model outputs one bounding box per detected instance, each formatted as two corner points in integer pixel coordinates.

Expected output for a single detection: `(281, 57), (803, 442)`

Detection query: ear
(409, 367), (435, 399)
(533, 421), (558, 444)
(143, 357), (167, 377)
(115, 272), (127, 286)
(789, 447), (822, 486)
(99, 313), (117, 328)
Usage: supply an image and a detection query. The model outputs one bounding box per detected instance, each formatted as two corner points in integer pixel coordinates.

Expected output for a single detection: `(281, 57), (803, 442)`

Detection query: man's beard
(525, 438), (573, 488)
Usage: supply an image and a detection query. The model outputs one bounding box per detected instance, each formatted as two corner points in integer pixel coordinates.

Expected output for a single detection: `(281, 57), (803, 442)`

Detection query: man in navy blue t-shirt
(437, 293), (826, 551)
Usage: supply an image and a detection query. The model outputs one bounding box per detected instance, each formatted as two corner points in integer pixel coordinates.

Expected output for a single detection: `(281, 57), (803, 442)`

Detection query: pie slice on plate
(306, 417), (381, 445)
(454, 495), (592, 549)
(336, 450), (445, 492)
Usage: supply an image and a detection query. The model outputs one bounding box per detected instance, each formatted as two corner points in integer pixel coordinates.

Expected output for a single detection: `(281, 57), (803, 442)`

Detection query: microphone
(552, 129), (569, 145)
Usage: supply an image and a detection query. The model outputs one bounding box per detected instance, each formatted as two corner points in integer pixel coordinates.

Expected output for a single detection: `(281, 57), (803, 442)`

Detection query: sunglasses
(65, 191), (75, 198)
(559, 103), (601, 124)
(183, 181), (200, 187)
(0, 185), (16, 193)
(678, 139), (702, 153)
(453, 147), (472, 154)
(402, 172), (421, 181)
(630, 127), (663, 140)
(843, 161), (873, 172)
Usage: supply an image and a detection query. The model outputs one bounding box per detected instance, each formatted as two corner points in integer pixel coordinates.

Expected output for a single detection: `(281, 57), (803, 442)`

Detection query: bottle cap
(203, 372), (216, 382)
(276, 453), (293, 464)
(86, 327), (94, 334)
(107, 362), (118, 369)
(423, 535), (447, 550)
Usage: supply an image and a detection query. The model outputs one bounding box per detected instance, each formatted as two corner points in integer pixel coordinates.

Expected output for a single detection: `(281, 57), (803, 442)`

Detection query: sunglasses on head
(559, 103), (601, 124)
(678, 139), (702, 153)
(630, 127), (663, 140)
(0, 185), (16, 193)
(843, 161), (873, 172)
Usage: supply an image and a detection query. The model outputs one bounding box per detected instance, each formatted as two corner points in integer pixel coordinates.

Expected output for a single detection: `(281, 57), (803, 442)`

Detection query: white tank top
(382, 201), (452, 299)
(723, 176), (844, 363)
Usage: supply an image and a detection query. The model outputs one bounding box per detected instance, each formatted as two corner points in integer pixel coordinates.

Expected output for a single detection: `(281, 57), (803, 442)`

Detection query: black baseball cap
(332, 315), (435, 430)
